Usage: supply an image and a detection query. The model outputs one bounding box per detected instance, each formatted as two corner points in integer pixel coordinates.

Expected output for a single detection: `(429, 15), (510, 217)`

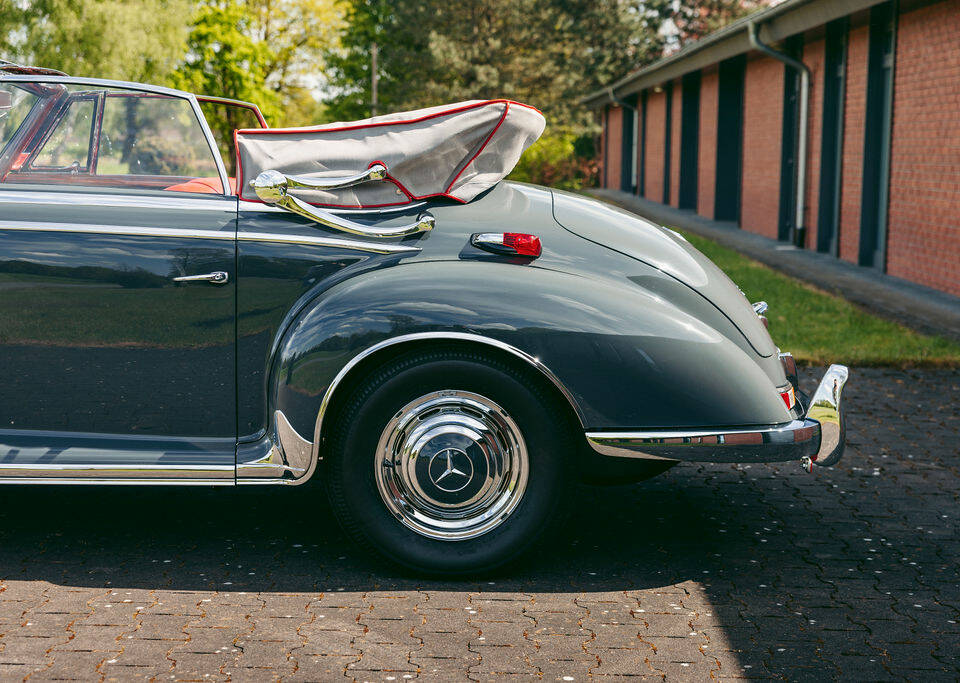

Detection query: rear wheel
(325, 349), (572, 574)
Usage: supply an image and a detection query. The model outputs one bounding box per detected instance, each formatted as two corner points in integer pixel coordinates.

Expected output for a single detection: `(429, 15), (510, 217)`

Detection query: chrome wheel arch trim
(285, 332), (587, 487)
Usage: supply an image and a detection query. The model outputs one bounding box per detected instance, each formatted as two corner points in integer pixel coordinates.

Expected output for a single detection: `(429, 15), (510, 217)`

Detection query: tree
(324, 0), (662, 128)
(8, 0), (191, 82)
(174, 2), (280, 115)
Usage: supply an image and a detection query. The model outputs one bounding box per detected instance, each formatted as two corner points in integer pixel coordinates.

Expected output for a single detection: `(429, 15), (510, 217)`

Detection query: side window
(1, 83), (223, 194)
(98, 94), (219, 179)
(32, 97), (95, 170)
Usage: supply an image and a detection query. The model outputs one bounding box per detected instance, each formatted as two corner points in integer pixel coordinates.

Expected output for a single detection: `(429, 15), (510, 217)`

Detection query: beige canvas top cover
(236, 99), (545, 208)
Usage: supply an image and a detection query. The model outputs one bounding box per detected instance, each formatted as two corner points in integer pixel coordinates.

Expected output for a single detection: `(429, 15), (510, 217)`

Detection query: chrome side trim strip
(586, 419), (821, 464)
(298, 332), (587, 487)
(0, 478), (234, 486)
(0, 220), (235, 240)
(238, 231), (419, 254)
(0, 189), (237, 211)
(0, 463), (233, 479)
(0, 220), (417, 254)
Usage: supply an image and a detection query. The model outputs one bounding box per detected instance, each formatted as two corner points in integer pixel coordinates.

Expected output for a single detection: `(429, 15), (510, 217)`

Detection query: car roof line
(0, 74), (195, 99)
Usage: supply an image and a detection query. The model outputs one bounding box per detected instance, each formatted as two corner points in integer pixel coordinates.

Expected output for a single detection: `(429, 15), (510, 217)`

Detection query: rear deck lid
(552, 190), (777, 357)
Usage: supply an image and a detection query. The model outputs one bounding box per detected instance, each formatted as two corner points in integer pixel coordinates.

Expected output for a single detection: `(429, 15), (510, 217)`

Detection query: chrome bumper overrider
(586, 364), (849, 468)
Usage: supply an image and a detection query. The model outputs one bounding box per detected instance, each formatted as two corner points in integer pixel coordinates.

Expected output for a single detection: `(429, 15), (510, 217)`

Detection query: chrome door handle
(172, 271), (229, 285)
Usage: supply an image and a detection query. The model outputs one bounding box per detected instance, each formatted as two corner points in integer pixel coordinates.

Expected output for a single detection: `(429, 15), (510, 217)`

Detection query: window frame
(0, 75), (230, 197)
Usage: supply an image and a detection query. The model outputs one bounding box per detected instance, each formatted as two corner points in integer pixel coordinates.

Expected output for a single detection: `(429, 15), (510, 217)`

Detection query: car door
(0, 78), (237, 482)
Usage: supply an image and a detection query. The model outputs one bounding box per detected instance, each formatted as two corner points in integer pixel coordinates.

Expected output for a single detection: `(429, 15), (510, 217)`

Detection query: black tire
(325, 348), (573, 575)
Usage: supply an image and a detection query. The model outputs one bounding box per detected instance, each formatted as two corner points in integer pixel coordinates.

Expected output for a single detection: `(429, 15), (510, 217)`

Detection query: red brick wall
(698, 70), (719, 219)
(644, 91), (667, 200)
(669, 82), (682, 207)
(838, 24), (869, 263)
(740, 55), (784, 238)
(802, 37), (826, 249)
(604, 105), (623, 190)
(886, 0), (960, 296)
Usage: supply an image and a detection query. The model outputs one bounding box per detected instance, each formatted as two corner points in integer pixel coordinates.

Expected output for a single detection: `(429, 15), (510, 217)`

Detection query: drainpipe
(748, 21), (810, 247)
(606, 87), (637, 113)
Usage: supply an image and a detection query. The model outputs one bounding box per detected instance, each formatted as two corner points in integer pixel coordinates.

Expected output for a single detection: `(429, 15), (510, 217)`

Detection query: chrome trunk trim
(587, 364), (850, 467)
(586, 419), (820, 463)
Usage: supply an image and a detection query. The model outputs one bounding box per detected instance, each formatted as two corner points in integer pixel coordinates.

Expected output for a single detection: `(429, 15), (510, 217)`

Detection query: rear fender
(253, 260), (792, 484)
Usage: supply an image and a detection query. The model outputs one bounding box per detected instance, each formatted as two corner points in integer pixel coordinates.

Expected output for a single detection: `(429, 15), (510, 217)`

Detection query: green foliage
(509, 130), (598, 191)
(173, 2), (281, 118)
(7, 0), (191, 82)
(325, 0), (664, 128)
(680, 231), (960, 367)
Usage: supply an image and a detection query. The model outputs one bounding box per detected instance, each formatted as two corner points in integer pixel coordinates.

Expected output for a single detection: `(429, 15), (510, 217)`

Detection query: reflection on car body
(0, 62), (849, 574)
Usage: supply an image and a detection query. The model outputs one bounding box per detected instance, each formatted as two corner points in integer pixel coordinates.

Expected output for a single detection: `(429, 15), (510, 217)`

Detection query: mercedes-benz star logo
(427, 448), (474, 493)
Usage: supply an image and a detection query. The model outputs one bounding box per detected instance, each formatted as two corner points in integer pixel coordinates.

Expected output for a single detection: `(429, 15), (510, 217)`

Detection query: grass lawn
(680, 231), (960, 367)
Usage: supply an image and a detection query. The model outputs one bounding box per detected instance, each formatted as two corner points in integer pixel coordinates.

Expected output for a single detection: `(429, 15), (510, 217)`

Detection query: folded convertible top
(236, 99), (545, 208)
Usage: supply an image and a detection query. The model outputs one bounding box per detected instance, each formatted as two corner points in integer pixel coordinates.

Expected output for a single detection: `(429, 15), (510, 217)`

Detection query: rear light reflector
(471, 232), (542, 258)
(779, 385), (796, 411)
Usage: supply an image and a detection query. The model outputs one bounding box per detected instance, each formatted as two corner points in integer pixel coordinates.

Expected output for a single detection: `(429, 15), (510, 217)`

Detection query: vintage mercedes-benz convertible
(0, 63), (848, 573)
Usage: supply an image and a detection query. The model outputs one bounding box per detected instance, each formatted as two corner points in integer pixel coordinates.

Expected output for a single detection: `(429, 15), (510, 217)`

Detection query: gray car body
(242, 181), (795, 481)
(0, 74), (796, 486)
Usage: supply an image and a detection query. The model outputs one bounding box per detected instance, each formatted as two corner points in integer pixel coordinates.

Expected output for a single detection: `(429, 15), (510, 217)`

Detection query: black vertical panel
(620, 96), (637, 193)
(639, 91), (648, 197)
(859, 0), (897, 269)
(678, 71), (700, 210)
(715, 55), (746, 223)
(663, 81), (673, 204)
(817, 18), (848, 255)
(778, 35), (803, 243)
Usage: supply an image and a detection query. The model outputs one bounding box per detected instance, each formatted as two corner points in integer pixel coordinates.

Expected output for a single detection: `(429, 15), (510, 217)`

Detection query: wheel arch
(308, 332), (586, 479)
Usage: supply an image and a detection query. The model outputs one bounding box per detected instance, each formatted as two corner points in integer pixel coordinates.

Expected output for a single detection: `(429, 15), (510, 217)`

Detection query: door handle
(172, 271), (229, 285)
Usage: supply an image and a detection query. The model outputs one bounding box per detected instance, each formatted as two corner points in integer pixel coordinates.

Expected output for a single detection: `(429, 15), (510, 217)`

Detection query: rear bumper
(586, 364), (849, 467)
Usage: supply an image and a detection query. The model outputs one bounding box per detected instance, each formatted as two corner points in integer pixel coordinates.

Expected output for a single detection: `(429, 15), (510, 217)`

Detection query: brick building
(585, 0), (960, 298)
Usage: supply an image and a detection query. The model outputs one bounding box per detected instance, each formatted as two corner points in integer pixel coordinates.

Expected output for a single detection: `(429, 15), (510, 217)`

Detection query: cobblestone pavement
(0, 367), (957, 681)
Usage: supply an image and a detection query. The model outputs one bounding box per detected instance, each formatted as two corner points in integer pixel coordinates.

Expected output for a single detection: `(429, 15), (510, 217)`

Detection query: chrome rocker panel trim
(587, 364), (849, 466)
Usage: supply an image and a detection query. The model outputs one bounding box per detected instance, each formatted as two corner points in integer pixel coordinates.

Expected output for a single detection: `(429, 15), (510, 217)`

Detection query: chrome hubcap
(374, 390), (529, 541)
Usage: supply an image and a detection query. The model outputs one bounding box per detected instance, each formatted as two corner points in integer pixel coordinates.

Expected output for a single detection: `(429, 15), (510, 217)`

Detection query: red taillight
(779, 386), (796, 410)
(471, 232), (542, 258)
(502, 233), (542, 257)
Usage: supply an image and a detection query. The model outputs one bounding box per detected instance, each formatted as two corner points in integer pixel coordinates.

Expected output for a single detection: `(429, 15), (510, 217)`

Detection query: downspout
(605, 87), (639, 193)
(748, 21), (811, 247)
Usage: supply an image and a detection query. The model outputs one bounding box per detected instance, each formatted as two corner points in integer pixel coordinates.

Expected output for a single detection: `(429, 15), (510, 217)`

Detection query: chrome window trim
(292, 332), (588, 487)
(187, 92), (231, 197)
(0, 74), (197, 100)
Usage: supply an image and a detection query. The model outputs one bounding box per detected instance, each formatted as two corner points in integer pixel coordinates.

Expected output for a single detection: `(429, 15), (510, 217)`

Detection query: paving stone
(0, 368), (954, 679)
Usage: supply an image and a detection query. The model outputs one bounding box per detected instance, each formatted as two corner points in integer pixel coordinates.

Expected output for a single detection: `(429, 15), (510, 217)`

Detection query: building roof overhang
(582, 0), (888, 108)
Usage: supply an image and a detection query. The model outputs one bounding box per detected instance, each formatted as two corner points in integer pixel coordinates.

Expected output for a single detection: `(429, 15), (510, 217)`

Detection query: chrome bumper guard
(586, 364), (849, 468)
